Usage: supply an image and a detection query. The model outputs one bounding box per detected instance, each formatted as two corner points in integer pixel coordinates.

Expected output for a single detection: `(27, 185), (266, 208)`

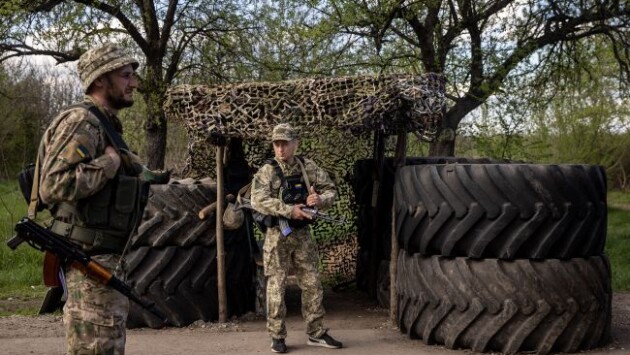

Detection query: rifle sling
(83, 105), (130, 151)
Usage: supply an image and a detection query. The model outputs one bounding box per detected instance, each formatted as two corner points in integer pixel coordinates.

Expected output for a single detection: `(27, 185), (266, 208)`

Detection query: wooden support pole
(390, 132), (407, 324)
(369, 131), (386, 299)
(216, 145), (227, 322)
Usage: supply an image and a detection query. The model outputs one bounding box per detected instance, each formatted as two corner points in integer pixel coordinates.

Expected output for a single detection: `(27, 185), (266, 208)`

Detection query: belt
(50, 220), (128, 253)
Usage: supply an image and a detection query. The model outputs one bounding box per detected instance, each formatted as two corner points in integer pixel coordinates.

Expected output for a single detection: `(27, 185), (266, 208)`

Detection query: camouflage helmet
(271, 123), (298, 141)
(77, 43), (139, 92)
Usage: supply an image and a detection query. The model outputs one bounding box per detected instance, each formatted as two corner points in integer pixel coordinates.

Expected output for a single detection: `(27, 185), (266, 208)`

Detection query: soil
(0, 288), (629, 355)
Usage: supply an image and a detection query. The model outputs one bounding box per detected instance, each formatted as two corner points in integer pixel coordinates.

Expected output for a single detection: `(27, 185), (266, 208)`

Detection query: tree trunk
(429, 98), (481, 157)
(428, 120), (456, 156)
(143, 62), (167, 170)
(145, 113), (167, 170)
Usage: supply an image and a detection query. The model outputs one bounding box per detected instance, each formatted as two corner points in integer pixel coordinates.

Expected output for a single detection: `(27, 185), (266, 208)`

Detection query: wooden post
(390, 132), (407, 324)
(216, 145), (227, 322)
(369, 131), (386, 299)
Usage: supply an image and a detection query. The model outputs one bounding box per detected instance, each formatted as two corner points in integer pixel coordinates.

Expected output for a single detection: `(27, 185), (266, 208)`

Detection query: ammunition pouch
(281, 174), (312, 229)
(53, 174), (149, 254)
(50, 220), (127, 254)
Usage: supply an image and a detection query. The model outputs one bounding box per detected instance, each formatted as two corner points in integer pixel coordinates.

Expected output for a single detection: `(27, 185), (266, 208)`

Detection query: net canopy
(162, 73), (446, 283)
(164, 73), (446, 141)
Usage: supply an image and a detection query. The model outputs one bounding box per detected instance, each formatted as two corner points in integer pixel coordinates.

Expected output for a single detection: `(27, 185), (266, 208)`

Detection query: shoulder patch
(58, 138), (92, 165)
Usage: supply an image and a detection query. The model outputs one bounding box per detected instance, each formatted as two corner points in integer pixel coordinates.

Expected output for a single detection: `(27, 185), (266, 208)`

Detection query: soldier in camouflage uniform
(251, 123), (343, 353)
(38, 44), (145, 355)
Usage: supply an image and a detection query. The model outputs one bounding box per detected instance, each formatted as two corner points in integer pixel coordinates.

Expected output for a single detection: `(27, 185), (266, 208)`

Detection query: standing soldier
(251, 123), (343, 353)
(38, 44), (162, 354)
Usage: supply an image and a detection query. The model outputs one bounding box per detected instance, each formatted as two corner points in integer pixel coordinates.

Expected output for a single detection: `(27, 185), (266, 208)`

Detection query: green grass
(0, 180), (47, 302)
(608, 190), (630, 206)
(605, 191), (630, 291)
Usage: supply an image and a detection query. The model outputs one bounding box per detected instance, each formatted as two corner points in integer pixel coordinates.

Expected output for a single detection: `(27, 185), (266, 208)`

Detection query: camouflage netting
(163, 74), (446, 283)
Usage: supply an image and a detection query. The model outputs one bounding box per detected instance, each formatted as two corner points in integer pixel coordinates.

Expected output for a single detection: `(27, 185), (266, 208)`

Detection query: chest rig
(253, 157), (314, 231)
(50, 103), (148, 255)
(275, 158), (313, 229)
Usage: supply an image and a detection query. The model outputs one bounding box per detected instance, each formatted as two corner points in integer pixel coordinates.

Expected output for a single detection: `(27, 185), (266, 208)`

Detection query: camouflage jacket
(39, 96), (121, 205)
(250, 156), (336, 219)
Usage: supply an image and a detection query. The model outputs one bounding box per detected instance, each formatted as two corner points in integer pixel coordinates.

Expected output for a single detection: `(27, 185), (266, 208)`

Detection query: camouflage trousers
(263, 227), (326, 339)
(63, 254), (129, 355)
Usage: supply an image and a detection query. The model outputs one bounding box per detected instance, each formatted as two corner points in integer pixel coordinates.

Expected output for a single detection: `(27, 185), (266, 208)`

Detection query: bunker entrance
(124, 73), (446, 327)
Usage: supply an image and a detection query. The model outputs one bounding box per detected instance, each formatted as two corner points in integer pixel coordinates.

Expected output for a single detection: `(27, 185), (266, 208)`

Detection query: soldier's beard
(108, 95), (134, 110)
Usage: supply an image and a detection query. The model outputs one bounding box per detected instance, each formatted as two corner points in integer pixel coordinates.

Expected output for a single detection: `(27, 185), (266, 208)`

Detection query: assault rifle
(7, 217), (168, 324)
(236, 197), (346, 237)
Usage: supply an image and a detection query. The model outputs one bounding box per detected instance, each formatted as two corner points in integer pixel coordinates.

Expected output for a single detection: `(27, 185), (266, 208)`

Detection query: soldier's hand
(291, 204), (312, 220)
(306, 186), (322, 208)
(105, 146), (121, 172)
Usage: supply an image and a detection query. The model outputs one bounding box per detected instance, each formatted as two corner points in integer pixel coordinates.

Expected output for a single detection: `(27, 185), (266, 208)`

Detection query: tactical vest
(253, 156), (314, 231)
(49, 103), (148, 254)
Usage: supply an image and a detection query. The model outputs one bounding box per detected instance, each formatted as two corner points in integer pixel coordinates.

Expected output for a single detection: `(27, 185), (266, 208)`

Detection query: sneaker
(271, 338), (287, 353)
(307, 332), (342, 349)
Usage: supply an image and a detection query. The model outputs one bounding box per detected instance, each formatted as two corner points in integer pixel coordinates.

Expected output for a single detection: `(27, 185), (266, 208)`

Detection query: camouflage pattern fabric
(251, 157), (335, 339)
(77, 43), (139, 91)
(250, 157), (336, 218)
(264, 227), (326, 339)
(39, 95), (130, 353)
(63, 254), (129, 355)
(39, 96), (119, 205)
(165, 74), (446, 286)
(164, 74), (445, 140)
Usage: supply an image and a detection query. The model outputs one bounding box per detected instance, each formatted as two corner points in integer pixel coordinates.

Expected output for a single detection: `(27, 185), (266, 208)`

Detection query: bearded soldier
(38, 43), (162, 354)
(250, 123), (343, 353)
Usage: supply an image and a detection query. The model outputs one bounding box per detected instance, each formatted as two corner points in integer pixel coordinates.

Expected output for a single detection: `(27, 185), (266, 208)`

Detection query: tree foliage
(0, 0), (256, 169)
(0, 62), (79, 179)
(314, 0), (630, 155)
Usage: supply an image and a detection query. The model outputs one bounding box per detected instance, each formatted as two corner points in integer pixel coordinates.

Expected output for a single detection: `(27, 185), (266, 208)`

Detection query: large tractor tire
(353, 157), (505, 293)
(126, 180), (255, 328)
(132, 180), (218, 247)
(397, 251), (612, 354)
(395, 164), (607, 259)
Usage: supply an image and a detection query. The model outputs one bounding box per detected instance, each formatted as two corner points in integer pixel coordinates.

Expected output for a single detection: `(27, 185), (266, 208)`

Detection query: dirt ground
(0, 288), (629, 355)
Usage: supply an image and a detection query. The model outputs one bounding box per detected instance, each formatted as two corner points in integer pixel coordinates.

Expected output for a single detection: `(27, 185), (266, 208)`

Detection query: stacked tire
(352, 157), (503, 303)
(394, 163), (611, 354)
(125, 180), (255, 328)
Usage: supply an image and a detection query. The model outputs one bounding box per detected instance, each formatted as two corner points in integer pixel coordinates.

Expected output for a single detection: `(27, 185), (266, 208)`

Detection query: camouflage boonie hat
(271, 123), (298, 141)
(77, 43), (139, 91)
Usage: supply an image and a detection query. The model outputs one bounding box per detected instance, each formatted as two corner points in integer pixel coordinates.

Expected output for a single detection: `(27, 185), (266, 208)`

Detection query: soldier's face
(273, 139), (298, 162)
(103, 64), (138, 109)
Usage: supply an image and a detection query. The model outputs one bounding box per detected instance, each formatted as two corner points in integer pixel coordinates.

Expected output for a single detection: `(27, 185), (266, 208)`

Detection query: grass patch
(605, 191), (630, 291)
(0, 180), (47, 303)
(608, 190), (630, 207)
(0, 308), (40, 317)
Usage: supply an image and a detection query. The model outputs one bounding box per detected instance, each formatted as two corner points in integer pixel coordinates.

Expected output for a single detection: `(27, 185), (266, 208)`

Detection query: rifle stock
(8, 217), (168, 324)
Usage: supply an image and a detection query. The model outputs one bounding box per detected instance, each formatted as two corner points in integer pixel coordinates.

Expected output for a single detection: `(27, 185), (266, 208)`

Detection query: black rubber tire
(132, 181), (218, 247)
(354, 157), (507, 293)
(397, 251), (612, 354)
(126, 180), (255, 328)
(395, 164), (607, 259)
(126, 236), (254, 328)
